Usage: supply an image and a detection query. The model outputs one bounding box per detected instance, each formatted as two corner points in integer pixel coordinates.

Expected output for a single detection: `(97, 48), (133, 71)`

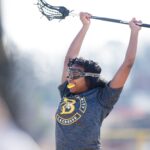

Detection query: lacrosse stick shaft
(37, 0), (150, 28)
(91, 16), (150, 28)
(70, 13), (150, 28)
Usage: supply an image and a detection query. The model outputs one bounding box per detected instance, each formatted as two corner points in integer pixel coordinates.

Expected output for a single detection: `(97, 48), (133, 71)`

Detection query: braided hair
(68, 57), (107, 89)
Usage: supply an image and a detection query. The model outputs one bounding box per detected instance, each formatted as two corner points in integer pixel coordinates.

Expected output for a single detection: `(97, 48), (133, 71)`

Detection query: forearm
(106, 18), (141, 88)
(109, 31), (139, 88)
(61, 12), (91, 83)
(65, 24), (90, 60)
(62, 25), (89, 83)
(124, 30), (139, 66)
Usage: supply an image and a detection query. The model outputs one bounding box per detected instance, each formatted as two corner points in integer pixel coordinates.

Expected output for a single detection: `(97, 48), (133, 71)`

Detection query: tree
(0, 0), (9, 96)
(0, 0), (7, 64)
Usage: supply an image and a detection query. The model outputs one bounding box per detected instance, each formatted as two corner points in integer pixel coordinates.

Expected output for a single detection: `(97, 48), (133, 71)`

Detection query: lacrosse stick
(37, 0), (150, 28)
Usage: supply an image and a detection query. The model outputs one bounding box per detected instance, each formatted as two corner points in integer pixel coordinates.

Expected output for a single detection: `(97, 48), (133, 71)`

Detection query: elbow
(127, 63), (134, 69)
(64, 56), (74, 66)
(65, 56), (70, 62)
(124, 59), (135, 69)
(64, 56), (70, 65)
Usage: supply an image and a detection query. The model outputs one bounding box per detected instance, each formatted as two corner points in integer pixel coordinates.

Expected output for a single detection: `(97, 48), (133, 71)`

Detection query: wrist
(130, 29), (140, 35)
(82, 24), (90, 29)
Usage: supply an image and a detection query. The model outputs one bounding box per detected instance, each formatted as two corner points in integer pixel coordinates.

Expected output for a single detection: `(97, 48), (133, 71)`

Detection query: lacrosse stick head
(37, 0), (70, 21)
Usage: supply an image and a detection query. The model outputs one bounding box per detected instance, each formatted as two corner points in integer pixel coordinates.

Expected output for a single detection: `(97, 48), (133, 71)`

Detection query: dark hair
(68, 57), (107, 89)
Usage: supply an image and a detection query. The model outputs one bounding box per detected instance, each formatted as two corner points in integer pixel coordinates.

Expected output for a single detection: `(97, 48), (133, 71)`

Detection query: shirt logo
(60, 97), (76, 115)
(56, 96), (87, 125)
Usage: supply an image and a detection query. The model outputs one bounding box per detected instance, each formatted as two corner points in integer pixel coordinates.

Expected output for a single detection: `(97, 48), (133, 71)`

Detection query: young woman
(55, 12), (141, 150)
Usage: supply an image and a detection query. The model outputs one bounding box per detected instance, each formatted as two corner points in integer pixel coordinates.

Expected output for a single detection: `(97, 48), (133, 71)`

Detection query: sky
(2, 0), (150, 51)
(2, 0), (150, 94)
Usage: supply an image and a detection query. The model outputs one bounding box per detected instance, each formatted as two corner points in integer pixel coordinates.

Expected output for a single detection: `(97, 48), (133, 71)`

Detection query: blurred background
(0, 0), (150, 150)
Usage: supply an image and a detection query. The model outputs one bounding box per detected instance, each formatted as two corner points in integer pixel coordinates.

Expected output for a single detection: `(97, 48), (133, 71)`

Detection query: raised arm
(109, 18), (141, 88)
(61, 12), (91, 83)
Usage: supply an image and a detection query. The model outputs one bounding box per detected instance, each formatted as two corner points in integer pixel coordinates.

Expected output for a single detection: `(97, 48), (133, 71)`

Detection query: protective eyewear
(67, 67), (100, 80)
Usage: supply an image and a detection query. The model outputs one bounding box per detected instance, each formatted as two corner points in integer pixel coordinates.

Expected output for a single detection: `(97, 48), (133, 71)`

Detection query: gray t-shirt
(55, 81), (122, 150)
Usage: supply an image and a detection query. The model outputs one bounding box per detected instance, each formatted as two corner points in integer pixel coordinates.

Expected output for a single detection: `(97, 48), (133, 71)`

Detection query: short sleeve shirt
(55, 81), (122, 150)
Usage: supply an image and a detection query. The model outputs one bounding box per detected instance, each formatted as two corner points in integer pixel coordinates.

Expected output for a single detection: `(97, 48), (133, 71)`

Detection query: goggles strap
(84, 72), (100, 78)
